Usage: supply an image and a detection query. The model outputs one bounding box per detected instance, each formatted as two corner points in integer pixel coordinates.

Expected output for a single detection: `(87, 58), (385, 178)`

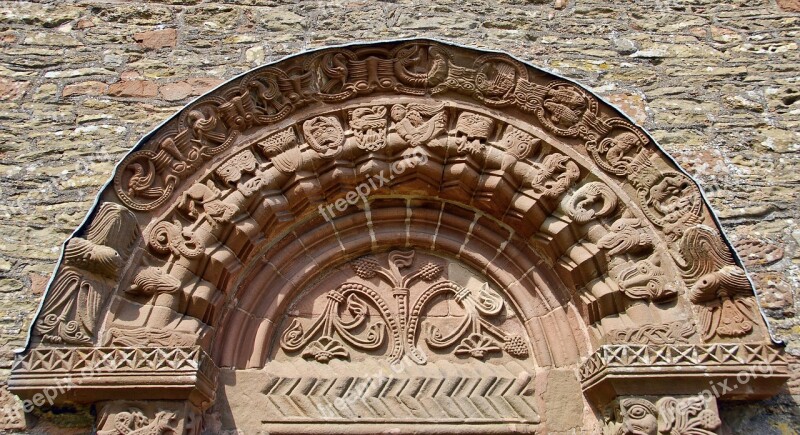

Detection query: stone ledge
(580, 343), (790, 406)
(8, 347), (218, 408)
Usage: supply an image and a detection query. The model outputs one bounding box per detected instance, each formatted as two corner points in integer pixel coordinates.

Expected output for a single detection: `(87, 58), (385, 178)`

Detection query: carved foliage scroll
(280, 251), (529, 365)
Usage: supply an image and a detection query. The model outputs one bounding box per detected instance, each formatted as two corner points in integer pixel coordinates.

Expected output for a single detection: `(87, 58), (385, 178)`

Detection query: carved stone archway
(9, 39), (789, 434)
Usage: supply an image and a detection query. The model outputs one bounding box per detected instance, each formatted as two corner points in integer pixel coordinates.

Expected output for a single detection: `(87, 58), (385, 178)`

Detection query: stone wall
(0, 0), (797, 432)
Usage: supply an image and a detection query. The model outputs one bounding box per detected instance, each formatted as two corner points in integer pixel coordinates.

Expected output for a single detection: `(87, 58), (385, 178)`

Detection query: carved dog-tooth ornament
(11, 40), (788, 434)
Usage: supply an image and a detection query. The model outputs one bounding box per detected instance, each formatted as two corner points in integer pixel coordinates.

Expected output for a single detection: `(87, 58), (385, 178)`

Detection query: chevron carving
(258, 360), (540, 426)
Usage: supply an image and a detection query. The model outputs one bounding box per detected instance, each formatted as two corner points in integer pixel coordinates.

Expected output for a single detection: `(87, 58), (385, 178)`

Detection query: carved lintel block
(8, 347), (218, 409)
(97, 400), (202, 435)
(580, 344), (791, 406)
(603, 395), (721, 435)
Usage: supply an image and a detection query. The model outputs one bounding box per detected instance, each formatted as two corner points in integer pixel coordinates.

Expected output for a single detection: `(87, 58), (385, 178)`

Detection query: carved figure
(608, 396), (721, 435)
(256, 127), (302, 173)
(215, 149), (258, 185)
(535, 83), (596, 137)
(597, 218), (654, 257)
(303, 116), (345, 158)
(387, 103), (448, 147)
(530, 153), (580, 198)
(615, 256), (676, 302)
(348, 105), (388, 151)
(497, 125), (540, 161)
(452, 112), (493, 155)
(97, 408), (177, 435)
(588, 124), (649, 177)
(688, 265), (757, 339)
(35, 203), (138, 345)
(678, 226), (757, 340)
(393, 43), (449, 91)
(640, 172), (702, 241)
(147, 220), (204, 258)
(177, 180), (236, 227)
(568, 182), (618, 224)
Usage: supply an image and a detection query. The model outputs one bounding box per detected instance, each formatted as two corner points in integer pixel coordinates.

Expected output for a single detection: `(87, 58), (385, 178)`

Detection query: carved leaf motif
(455, 333), (501, 360)
(417, 262), (443, 282)
(656, 396), (720, 435)
(475, 282), (504, 315)
(503, 335), (530, 357)
(280, 318), (305, 350)
(388, 250), (415, 270)
(346, 293), (368, 319)
(302, 336), (349, 363)
(351, 256), (380, 279)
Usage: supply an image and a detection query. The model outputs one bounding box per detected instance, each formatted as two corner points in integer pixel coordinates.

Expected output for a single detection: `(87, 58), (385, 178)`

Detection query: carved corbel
(604, 395), (721, 435)
(96, 400), (203, 435)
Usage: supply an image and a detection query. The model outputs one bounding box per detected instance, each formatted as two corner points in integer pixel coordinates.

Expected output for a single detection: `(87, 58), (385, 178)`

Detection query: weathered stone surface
(132, 28), (177, 49)
(62, 81), (108, 97)
(106, 80), (158, 98)
(0, 78), (28, 100)
(777, 0), (800, 12)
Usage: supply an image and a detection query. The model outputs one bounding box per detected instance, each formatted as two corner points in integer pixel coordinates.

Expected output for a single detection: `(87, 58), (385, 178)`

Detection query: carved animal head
(617, 258), (676, 302)
(619, 398), (658, 435)
(597, 218), (653, 257)
(688, 265), (751, 303)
